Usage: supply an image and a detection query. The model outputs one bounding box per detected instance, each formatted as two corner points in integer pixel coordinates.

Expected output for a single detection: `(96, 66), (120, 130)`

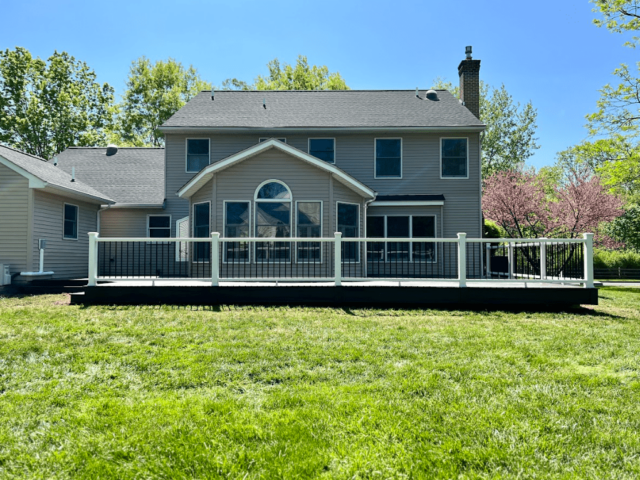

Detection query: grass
(0, 289), (639, 478)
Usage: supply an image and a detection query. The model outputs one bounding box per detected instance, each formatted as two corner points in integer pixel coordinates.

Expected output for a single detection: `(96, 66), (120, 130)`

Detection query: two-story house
(0, 48), (484, 282)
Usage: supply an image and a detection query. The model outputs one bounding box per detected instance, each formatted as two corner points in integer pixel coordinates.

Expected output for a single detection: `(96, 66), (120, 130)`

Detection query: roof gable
(178, 139), (376, 199)
(0, 145), (114, 204)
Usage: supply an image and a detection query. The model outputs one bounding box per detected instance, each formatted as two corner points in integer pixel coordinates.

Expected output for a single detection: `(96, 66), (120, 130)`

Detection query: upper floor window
(148, 215), (171, 238)
(441, 138), (468, 178)
(259, 138), (287, 143)
(375, 139), (402, 178)
(63, 204), (78, 240)
(186, 139), (210, 173)
(309, 138), (335, 163)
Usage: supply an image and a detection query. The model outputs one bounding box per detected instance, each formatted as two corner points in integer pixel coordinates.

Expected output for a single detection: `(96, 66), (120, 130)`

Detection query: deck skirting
(72, 284), (599, 307)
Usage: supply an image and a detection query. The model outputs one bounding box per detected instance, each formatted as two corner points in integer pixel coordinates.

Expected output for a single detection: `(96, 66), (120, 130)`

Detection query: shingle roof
(0, 144), (114, 203)
(54, 147), (165, 206)
(161, 90), (485, 129)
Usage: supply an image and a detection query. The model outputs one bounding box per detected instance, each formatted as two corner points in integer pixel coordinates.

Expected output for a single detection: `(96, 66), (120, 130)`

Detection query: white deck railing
(87, 232), (595, 288)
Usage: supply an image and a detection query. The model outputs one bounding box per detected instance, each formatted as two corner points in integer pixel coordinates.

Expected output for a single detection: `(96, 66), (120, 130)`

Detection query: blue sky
(0, 0), (635, 168)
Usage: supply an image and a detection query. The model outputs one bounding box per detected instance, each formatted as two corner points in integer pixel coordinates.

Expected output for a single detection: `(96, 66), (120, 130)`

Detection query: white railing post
(88, 232), (98, 286)
(540, 238), (547, 280)
(334, 232), (342, 286)
(211, 232), (220, 287)
(583, 233), (594, 288)
(457, 233), (467, 288)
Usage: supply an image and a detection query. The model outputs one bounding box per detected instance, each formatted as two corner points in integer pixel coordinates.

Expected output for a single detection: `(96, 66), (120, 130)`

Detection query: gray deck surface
(95, 280), (586, 289)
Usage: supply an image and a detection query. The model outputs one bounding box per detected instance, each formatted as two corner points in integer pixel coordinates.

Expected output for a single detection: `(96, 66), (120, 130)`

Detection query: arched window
(254, 180), (292, 262)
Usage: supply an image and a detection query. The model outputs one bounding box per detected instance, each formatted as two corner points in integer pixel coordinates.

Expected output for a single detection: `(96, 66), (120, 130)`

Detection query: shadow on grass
(341, 305), (625, 319)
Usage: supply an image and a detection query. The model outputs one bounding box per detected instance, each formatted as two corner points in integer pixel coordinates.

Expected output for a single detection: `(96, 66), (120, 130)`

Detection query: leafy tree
(592, 0), (640, 47)
(603, 203), (640, 250)
(116, 57), (211, 147)
(222, 55), (349, 91)
(0, 47), (114, 159)
(556, 136), (640, 202)
(433, 79), (539, 179)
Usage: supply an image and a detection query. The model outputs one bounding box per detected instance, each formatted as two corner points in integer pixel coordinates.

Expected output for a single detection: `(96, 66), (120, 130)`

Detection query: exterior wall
(99, 208), (175, 238)
(0, 163), (30, 275)
(164, 132), (482, 239)
(32, 190), (99, 279)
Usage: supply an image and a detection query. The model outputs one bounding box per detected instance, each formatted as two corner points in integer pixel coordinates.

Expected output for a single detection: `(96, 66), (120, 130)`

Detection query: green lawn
(1, 289), (639, 478)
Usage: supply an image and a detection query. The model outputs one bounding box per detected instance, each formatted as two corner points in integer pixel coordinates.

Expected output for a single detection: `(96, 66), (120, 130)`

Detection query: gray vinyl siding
(164, 132), (482, 239)
(31, 190), (99, 279)
(0, 163), (30, 275)
(99, 208), (174, 238)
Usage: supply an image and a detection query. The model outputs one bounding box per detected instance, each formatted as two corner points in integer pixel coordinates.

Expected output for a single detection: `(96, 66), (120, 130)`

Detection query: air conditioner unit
(0, 264), (11, 286)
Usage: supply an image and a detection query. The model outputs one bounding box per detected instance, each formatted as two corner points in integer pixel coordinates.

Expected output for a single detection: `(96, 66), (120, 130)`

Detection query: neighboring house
(0, 49), (484, 282)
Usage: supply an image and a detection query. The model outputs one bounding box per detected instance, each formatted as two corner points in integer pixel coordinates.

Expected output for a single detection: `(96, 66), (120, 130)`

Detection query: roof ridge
(65, 146), (165, 150)
(0, 143), (49, 162)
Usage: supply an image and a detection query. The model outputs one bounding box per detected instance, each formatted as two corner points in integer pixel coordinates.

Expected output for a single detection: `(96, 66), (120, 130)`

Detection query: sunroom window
(224, 202), (250, 263)
(297, 202), (322, 262)
(337, 202), (359, 262)
(255, 181), (291, 262)
(193, 203), (210, 262)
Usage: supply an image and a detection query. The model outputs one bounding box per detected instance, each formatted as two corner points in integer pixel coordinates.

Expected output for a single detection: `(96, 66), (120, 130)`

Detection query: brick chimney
(458, 46), (481, 120)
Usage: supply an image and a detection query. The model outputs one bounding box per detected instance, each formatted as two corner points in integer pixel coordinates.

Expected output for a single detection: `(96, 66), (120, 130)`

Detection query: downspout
(97, 205), (112, 234)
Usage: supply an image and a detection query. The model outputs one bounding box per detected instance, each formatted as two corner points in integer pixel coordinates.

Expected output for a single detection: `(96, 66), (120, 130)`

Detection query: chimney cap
(106, 144), (118, 156)
(465, 46), (472, 60)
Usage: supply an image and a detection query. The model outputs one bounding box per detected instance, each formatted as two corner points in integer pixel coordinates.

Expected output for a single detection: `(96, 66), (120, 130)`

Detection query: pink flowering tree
(484, 168), (624, 240)
(484, 168), (624, 273)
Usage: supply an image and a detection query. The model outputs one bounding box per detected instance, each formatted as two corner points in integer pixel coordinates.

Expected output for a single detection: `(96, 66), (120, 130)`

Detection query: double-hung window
(255, 181), (292, 262)
(308, 138), (335, 163)
(366, 215), (436, 262)
(441, 138), (468, 178)
(63, 204), (78, 240)
(148, 215), (171, 238)
(337, 202), (360, 262)
(186, 139), (210, 173)
(296, 202), (322, 262)
(375, 139), (402, 178)
(193, 203), (210, 262)
(224, 201), (250, 263)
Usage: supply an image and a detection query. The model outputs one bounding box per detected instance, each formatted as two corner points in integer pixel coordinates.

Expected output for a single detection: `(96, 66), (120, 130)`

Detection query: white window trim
(192, 201), (211, 263)
(185, 138), (211, 173)
(374, 138), (403, 179)
(295, 200), (323, 264)
(147, 214), (172, 244)
(336, 201), (361, 264)
(440, 137), (470, 180)
(308, 138), (336, 164)
(254, 180), (292, 264)
(366, 214), (438, 263)
(175, 216), (189, 262)
(259, 138), (287, 143)
(62, 203), (79, 241)
(222, 200), (251, 264)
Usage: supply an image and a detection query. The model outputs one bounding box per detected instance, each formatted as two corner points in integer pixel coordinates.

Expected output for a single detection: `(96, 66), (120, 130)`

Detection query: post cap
(211, 232), (220, 238)
(334, 232), (343, 237)
(457, 232), (467, 238)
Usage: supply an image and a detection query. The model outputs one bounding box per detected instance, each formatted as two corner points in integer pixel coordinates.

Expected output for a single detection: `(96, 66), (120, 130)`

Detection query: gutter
(159, 125), (486, 134)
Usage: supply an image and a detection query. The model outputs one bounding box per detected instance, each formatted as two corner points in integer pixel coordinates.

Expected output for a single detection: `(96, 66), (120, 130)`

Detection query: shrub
(593, 249), (640, 269)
